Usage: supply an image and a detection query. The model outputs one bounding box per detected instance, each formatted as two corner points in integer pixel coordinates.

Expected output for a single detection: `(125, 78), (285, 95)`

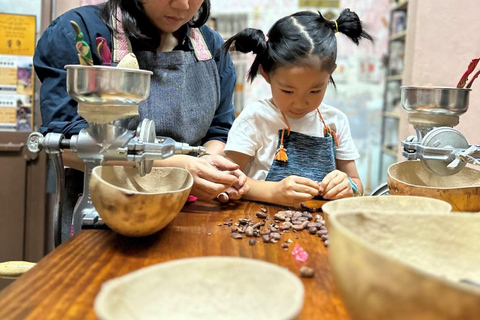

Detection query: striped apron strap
(112, 8), (132, 63)
(189, 28), (213, 61)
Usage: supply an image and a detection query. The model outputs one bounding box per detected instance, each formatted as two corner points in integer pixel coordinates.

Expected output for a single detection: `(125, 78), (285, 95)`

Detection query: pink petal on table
(186, 195), (197, 203)
(292, 243), (309, 262)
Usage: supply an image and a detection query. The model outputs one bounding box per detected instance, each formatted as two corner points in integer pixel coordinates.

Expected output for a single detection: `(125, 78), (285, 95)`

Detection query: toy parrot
(457, 58), (479, 88)
(96, 36), (112, 66)
(70, 20), (93, 66)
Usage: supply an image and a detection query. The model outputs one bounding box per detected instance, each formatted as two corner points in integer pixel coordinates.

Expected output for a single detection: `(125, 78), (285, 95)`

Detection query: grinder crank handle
(27, 132), (71, 153)
(153, 137), (207, 156)
(174, 142), (207, 155)
(128, 138), (208, 165)
(447, 145), (480, 170)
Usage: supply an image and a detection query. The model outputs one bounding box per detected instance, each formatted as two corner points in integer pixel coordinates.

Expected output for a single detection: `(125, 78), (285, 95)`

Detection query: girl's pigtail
(222, 28), (268, 82)
(320, 9), (373, 45)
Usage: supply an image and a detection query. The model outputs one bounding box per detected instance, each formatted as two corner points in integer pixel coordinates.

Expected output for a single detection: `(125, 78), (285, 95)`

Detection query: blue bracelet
(348, 177), (360, 197)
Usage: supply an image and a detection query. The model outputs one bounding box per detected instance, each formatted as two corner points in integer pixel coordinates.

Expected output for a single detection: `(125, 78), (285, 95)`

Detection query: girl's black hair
(100, 0), (211, 39)
(222, 9), (373, 85)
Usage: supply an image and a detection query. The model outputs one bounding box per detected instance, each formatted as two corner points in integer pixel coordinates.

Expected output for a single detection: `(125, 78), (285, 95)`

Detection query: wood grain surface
(0, 200), (350, 320)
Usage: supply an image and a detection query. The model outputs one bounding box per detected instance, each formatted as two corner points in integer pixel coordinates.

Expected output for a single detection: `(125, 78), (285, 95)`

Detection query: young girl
(223, 9), (372, 207)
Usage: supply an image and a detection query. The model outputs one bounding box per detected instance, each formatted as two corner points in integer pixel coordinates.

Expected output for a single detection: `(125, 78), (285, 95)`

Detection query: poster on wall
(0, 94), (17, 131)
(0, 13), (35, 131)
(0, 94), (32, 131)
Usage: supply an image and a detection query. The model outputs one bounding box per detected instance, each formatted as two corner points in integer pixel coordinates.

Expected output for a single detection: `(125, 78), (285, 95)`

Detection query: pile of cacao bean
(223, 205), (329, 248)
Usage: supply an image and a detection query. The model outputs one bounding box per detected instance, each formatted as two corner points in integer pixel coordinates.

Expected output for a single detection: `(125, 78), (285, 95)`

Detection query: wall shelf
(389, 30), (407, 42)
(383, 111), (401, 119)
(387, 74), (403, 82)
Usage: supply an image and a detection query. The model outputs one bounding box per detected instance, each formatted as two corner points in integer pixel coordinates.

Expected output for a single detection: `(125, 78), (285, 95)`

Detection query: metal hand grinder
(401, 86), (480, 176)
(27, 65), (206, 248)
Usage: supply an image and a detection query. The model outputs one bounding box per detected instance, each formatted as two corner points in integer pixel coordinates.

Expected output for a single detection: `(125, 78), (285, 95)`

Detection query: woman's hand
(200, 154), (249, 200)
(319, 170), (353, 199)
(224, 169), (249, 200)
(184, 155), (241, 200)
(273, 176), (319, 206)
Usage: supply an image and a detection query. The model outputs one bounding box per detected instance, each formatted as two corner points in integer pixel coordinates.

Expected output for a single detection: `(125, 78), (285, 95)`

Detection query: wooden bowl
(329, 211), (480, 320)
(321, 195), (451, 225)
(388, 161), (480, 211)
(90, 166), (193, 237)
(94, 257), (304, 320)
(322, 195), (452, 215)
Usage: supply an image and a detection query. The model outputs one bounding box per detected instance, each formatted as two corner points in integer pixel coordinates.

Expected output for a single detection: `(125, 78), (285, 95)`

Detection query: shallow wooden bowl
(388, 161), (480, 211)
(94, 257), (304, 320)
(329, 211), (480, 320)
(90, 166), (193, 237)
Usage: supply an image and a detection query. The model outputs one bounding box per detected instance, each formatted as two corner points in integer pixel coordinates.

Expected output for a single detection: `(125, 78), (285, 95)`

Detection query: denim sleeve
(33, 6), (108, 137)
(200, 26), (236, 144)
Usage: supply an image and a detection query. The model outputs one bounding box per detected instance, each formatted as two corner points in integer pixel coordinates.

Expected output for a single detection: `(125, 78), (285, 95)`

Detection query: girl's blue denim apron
(265, 132), (336, 183)
(265, 110), (336, 200)
(60, 25), (220, 242)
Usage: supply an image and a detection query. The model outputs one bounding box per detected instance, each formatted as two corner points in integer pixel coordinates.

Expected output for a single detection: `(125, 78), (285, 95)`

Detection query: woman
(34, 0), (247, 201)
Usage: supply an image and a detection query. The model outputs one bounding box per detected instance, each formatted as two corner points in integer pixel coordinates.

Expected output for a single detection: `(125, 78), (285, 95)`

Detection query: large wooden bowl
(329, 211), (480, 320)
(90, 166), (193, 237)
(388, 161), (480, 211)
(322, 195), (451, 222)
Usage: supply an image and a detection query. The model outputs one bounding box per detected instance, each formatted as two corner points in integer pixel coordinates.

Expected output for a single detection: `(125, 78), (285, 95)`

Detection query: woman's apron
(265, 109), (337, 200)
(114, 19), (220, 145)
(59, 20), (220, 242)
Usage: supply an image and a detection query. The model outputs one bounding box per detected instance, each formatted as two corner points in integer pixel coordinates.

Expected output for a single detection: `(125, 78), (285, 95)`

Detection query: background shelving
(378, 0), (409, 184)
(208, 13), (249, 117)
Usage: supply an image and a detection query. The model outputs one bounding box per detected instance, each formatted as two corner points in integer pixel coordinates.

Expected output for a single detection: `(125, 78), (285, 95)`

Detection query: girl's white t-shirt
(224, 99), (360, 180)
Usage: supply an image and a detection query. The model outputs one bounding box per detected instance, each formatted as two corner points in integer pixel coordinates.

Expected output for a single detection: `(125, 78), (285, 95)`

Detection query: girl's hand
(184, 155), (239, 200)
(274, 176), (319, 206)
(319, 170), (353, 199)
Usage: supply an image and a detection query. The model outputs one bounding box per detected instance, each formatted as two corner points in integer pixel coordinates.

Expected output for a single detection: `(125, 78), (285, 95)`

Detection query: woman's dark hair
(222, 9), (372, 84)
(101, 0), (211, 39)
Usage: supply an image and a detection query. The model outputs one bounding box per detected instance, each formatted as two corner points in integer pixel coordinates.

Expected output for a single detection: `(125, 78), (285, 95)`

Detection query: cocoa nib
(231, 233), (243, 240)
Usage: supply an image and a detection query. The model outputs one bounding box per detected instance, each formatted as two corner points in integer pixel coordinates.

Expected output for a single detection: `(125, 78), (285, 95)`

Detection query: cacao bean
(256, 212), (267, 219)
(299, 266), (315, 278)
(270, 232), (281, 240)
(292, 225), (305, 231)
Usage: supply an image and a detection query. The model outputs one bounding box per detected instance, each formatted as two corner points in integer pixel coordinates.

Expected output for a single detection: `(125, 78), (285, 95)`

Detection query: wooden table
(0, 200), (350, 320)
